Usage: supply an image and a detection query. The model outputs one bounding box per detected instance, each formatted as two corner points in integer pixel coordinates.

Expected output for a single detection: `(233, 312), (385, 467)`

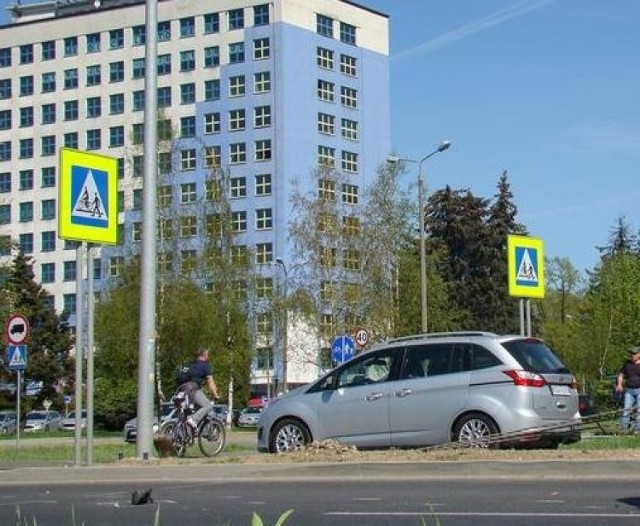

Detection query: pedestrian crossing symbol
(59, 148), (118, 245)
(7, 345), (27, 371)
(507, 235), (545, 298)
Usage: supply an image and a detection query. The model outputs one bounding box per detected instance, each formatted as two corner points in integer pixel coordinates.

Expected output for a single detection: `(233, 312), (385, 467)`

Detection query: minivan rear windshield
(502, 339), (569, 373)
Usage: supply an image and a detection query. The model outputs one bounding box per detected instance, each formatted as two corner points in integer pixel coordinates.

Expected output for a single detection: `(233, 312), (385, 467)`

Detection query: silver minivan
(257, 332), (581, 453)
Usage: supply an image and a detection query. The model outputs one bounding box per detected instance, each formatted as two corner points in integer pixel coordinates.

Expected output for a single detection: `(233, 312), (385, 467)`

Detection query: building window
(341, 151), (358, 173)
(255, 277), (273, 299)
(181, 83), (196, 104)
(0, 142), (11, 161)
(0, 109), (9, 130)
(132, 123), (144, 144)
(254, 106), (271, 128)
(317, 47), (333, 69)
(229, 75), (245, 98)
(109, 256), (124, 277)
(110, 94), (124, 115)
(63, 261), (76, 281)
(340, 22), (357, 45)
(204, 112), (220, 134)
(41, 72), (56, 93)
(229, 109), (246, 131)
(341, 86), (358, 108)
(231, 211), (247, 232)
(42, 40), (56, 61)
(343, 249), (361, 270)
(0, 48), (10, 67)
(230, 177), (246, 198)
(254, 38), (269, 60)
(320, 247), (337, 268)
(255, 243), (273, 264)
(340, 54), (357, 76)
(19, 233), (33, 254)
(87, 33), (101, 53)
(63, 294), (76, 315)
(19, 169), (33, 190)
(229, 143), (246, 164)
(132, 155), (144, 178)
(87, 96), (102, 118)
(110, 29), (124, 49)
(41, 136), (56, 156)
(204, 146), (221, 168)
(318, 113), (335, 135)
(228, 8), (244, 30)
(319, 179), (336, 200)
(157, 21), (171, 41)
(317, 14), (333, 38)
(109, 60), (124, 82)
(41, 104), (55, 125)
(133, 188), (143, 209)
(132, 58), (145, 79)
(255, 208), (272, 230)
(64, 68), (78, 89)
(229, 42), (245, 64)
(318, 145), (335, 167)
(205, 180), (222, 201)
(158, 87), (172, 108)
(158, 185), (172, 207)
(158, 54), (171, 75)
(133, 25), (146, 45)
(132, 222), (142, 242)
(317, 80), (334, 102)
(341, 118), (358, 140)
(86, 65), (101, 86)
(180, 182), (197, 203)
(204, 79), (220, 101)
(181, 149), (196, 171)
(41, 167), (55, 188)
(64, 132), (78, 149)
(180, 116), (196, 138)
(64, 36), (78, 56)
(20, 107), (33, 128)
(0, 172), (10, 192)
(342, 183), (359, 204)
(64, 100), (79, 121)
(255, 173), (271, 196)
(254, 4), (269, 26)
(180, 50), (195, 72)
(0, 204), (9, 224)
(204, 46), (219, 68)
(20, 138), (33, 159)
(180, 216), (197, 237)
(86, 129), (101, 150)
(255, 139), (272, 161)
(157, 251), (173, 272)
(41, 263), (55, 283)
(132, 90), (145, 112)
(181, 250), (197, 271)
(20, 44), (33, 65)
(256, 313), (272, 335)
(110, 126), (125, 147)
(41, 231), (56, 252)
(180, 16), (195, 38)
(157, 119), (171, 141)
(254, 71), (271, 93)
(158, 152), (172, 175)
(0, 79), (10, 99)
(204, 12), (220, 34)
(343, 215), (361, 236)
(20, 75), (34, 96)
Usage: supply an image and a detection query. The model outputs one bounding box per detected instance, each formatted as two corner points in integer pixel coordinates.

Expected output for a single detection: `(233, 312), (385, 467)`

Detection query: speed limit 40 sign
(354, 327), (369, 347)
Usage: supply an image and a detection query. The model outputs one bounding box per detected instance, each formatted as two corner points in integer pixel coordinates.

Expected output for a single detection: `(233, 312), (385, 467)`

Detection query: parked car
(23, 410), (63, 432)
(60, 410), (88, 432)
(578, 394), (595, 416)
(210, 404), (229, 424)
(0, 410), (17, 434)
(0, 382), (17, 396)
(237, 407), (263, 427)
(257, 332), (581, 453)
(123, 403), (174, 443)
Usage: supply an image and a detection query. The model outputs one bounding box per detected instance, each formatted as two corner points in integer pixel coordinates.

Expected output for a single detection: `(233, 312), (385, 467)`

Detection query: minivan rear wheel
(269, 418), (311, 453)
(453, 412), (499, 449)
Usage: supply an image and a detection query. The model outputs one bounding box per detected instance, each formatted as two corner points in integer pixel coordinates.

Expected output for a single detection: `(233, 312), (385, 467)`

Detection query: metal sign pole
(86, 245), (95, 465)
(15, 370), (20, 448)
(74, 243), (86, 466)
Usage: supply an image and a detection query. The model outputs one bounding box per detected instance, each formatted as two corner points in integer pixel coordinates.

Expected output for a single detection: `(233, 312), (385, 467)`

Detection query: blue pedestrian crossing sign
(59, 148), (118, 245)
(331, 335), (355, 364)
(507, 235), (545, 298)
(7, 345), (27, 371)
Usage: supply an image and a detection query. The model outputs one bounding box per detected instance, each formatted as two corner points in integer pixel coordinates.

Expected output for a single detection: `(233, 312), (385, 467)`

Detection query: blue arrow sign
(331, 336), (355, 364)
(7, 345), (27, 371)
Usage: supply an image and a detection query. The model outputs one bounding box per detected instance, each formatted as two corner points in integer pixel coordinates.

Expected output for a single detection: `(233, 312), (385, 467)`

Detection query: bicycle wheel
(161, 420), (188, 457)
(198, 417), (226, 457)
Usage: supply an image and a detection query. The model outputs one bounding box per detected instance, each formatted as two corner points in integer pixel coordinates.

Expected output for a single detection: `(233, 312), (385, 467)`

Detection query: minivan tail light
(503, 369), (546, 387)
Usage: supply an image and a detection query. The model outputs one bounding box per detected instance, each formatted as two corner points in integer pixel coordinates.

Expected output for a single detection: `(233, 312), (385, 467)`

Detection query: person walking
(184, 348), (220, 431)
(615, 346), (640, 433)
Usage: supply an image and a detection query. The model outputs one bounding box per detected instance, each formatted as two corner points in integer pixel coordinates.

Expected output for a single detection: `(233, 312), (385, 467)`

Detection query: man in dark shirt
(187, 348), (220, 428)
(616, 346), (640, 432)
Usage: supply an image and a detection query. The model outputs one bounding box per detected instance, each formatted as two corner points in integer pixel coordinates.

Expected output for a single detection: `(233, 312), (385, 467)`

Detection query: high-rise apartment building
(0, 0), (390, 391)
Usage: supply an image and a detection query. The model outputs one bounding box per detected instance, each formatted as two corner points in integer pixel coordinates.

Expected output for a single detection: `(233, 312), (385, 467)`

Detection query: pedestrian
(615, 346), (640, 433)
(182, 348), (220, 431)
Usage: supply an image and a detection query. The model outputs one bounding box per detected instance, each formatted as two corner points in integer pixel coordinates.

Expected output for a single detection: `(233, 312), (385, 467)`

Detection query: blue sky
(1, 0), (639, 273)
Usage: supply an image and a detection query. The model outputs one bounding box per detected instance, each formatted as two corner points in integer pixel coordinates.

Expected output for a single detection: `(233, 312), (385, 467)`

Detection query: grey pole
(86, 245), (94, 465)
(275, 258), (288, 393)
(74, 243), (86, 466)
(137, 0), (158, 460)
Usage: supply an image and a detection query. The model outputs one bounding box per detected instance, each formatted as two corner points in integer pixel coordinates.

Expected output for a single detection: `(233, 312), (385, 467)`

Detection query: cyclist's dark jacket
(188, 360), (212, 389)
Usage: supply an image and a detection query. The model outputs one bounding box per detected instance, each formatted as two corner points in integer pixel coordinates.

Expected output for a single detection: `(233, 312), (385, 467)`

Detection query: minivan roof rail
(385, 331), (498, 344)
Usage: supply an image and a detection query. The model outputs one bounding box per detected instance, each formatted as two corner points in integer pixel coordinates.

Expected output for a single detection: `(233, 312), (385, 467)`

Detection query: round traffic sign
(331, 335), (355, 364)
(354, 327), (369, 347)
(5, 313), (29, 345)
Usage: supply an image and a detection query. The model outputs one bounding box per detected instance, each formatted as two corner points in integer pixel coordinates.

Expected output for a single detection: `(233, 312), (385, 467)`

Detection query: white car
(24, 410), (63, 432)
(60, 410), (88, 432)
(237, 407), (262, 427)
(123, 403), (174, 442)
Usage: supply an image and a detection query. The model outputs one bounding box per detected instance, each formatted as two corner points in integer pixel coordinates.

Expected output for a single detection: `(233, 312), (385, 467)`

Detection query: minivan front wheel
(269, 418), (311, 453)
(453, 412), (499, 449)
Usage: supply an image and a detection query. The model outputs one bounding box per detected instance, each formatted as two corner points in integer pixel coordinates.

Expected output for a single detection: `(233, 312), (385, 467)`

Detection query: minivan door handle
(395, 388), (413, 398)
(365, 392), (384, 401)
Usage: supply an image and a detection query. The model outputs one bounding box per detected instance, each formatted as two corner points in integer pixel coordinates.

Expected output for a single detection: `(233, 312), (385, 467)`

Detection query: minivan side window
(400, 344), (454, 379)
(451, 343), (502, 372)
(336, 350), (396, 388)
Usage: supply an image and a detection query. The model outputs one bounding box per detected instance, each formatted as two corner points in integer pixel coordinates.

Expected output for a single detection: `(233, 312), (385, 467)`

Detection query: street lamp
(275, 257), (288, 394)
(388, 140), (451, 333)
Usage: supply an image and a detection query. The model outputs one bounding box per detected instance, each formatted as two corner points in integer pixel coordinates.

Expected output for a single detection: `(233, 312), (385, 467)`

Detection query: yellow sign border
(507, 235), (545, 298)
(58, 148), (118, 245)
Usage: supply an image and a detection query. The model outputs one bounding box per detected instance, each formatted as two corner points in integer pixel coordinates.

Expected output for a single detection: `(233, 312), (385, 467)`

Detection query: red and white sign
(354, 327), (369, 347)
(5, 313), (29, 345)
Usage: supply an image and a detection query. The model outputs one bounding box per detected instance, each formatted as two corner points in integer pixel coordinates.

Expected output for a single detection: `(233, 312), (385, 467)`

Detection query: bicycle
(159, 390), (226, 457)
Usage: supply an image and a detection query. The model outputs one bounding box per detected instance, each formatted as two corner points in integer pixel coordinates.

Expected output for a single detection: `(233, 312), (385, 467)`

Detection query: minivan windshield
(502, 339), (569, 373)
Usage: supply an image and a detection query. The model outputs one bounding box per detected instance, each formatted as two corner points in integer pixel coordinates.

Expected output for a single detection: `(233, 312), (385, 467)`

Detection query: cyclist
(182, 347), (220, 432)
